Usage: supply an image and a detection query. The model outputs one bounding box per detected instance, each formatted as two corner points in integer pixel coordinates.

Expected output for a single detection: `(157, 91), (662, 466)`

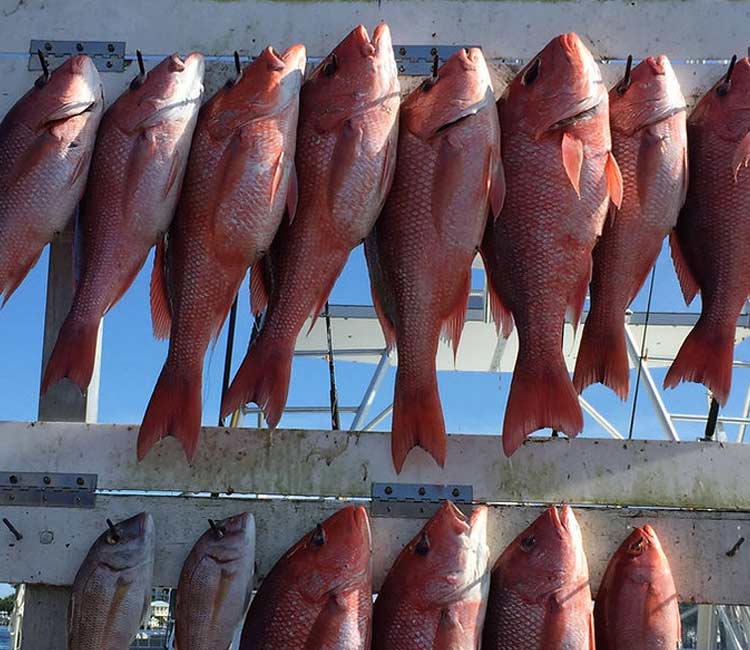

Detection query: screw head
(106, 60), (113, 68)
(76, 477), (84, 486)
(399, 47), (406, 56)
(418, 486), (426, 496)
(39, 530), (54, 545)
(452, 488), (460, 498)
(9, 475), (17, 485)
(398, 65), (405, 73)
(107, 43), (115, 52)
(384, 486), (393, 495)
(43, 476), (51, 485)
(44, 42), (52, 51)
(430, 47), (438, 56)
(76, 42), (83, 52)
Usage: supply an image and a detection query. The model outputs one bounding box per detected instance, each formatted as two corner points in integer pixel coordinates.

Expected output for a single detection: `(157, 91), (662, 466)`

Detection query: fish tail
(503, 353), (583, 456)
(41, 316), (99, 394)
(391, 369), (446, 473)
(573, 315), (629, 400)
(221, 337), (293, 428)
(138, 362), (202, 462)
(664, 316), (734, 405)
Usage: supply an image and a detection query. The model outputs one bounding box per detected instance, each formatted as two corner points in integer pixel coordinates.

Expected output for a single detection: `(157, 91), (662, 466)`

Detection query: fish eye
(312, 523), (326, 546)
(522, 58), (541, 86)
(415, 532), (430, 556)
(323, 54), (338, 78)
(520, 535), (536, 552)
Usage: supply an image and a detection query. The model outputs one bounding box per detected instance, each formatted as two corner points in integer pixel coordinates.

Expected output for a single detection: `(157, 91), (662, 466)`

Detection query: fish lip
(69, 55), (102, 103)
(372, 22), (392, 49)
(646, 55), (667, 75)
(353, 505), (372, 551)
(280, 43), (307, 73)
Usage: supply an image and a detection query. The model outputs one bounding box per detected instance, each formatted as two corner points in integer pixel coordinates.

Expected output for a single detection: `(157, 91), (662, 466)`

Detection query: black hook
(726, 537), (745, 557)
(431, 52), (439, 80)
(415, 531), (430, 555)
(136, 49), (146, 76)
(312, 523), (326, 546)
(105, 518), (120, 544)
(617, 55), (633, 95)
(208, 519), (225, 539)
(717, 54), (738, 96)
(3, 518), (22, 541)
(234, 51), (242, 76)
(34, 49), (50, 88)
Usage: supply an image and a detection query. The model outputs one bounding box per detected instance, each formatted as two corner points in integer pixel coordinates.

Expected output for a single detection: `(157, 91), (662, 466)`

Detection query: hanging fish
(574, 55), (687, 399)
(138, 45), (305, 462)
(239, 505), (372, 649)
(482, 506), (595, 649)
(41, 52), (205, 395)
(373, 502), (490, 650)
(68, 513), (155, 649)
(481, 33), (622, 456)
(175, 513), (255, 649)
(0, 55), (103, 306)
(595, 525), (681, 649)
(365, 47), (504, 472)
(221, 24), (400, 426)
(664, 56), (750, 404)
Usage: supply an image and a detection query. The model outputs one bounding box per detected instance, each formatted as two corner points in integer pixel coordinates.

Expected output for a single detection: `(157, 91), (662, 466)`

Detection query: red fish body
(0, 55), (103, 305)
(595, 525), (680, 649)
(138, 45), (305, 461)
(365, 48), (503, 472)
(41, 53), (205, 394)
(575, 56), (687, 400)
(482, 506), (595, 650)
(373, 502), (490, 650)
(664, 57), (750, 404)
(481, 33), (622, 456)
(240, 506), (372, 649)
(221, 25), (400, 426)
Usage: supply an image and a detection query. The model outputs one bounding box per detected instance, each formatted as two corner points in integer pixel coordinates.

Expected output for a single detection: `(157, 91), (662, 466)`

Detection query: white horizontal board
(1, 422), (748, 509)
(0, 495), (747, 604)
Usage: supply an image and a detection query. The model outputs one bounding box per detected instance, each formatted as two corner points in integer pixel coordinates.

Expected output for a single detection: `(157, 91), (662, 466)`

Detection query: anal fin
(150, 239), (172, 339)
(669, 229), (699, 305)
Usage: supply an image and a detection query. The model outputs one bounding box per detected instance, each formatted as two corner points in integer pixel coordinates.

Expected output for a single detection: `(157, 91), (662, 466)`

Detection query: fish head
(111, 52), (205, 134)
(92, 512), (155, 572)
(495, 506), (587, 599)
(200, 512), (254, 562)
(402, 47), (495, 140)
(226, 44), (306, 116)
(303, 23), (399, 131)
(690, 56), (750, 141)
(502, 33), (605, 139)
(399, 502), (489, 606)
(294, 506), (372, 601)
(25, 54), (103, 130)
(615, 525), (671, 583)
(610, 55), (686, 135)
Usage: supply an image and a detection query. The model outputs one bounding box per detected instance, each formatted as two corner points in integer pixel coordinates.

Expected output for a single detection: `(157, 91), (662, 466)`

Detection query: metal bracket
(0, 472), (97, 508)
(393, 45), (480, 75)
(29, 40), (126, 72)
(371, 482), (473, 518)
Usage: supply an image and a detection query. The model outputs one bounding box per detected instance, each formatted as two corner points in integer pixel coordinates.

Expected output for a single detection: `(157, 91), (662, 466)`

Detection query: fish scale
(137, 45), (305, 462)
(0, 55), (103, 306)
(41, 52), (205, 397)
(575, 56), (687, 400)
(664, 58), (750, 404)
(365, 47), (502, 473)
(221, 24), (400, 428)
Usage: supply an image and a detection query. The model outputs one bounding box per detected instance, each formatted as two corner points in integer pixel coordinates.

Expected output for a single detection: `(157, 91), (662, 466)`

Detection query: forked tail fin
(573, 316), (629, 400)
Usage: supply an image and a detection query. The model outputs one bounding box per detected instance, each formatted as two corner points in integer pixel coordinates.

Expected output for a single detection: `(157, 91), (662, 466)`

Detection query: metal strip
(0, 471), (97, 508)
(371, 482), (473, 518)
(29, 40), (125, 72)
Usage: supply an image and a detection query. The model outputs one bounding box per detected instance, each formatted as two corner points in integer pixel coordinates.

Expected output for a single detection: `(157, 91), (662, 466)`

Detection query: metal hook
(617, 54), (633, 95)
(234, 50), (242, 76)
(36, 49), (50, 84)
(3, 518), (22, 541)
(106, 518), (120, 543)
(208, 519), (225, 539)
(312, 523), (326, 546)
(431, 52), (439, 80)
(717, 54), (738, 96)
(136, 49), (146, 76)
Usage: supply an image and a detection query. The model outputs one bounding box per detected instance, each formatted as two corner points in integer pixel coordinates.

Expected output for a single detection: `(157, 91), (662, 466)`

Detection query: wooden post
(19, 224), (102, 649)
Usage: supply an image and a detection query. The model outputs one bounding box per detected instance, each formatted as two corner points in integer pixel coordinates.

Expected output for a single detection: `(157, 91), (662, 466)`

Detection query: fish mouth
(351, 24), (376, 57)
(372, 23), (392, 53)
(281, 43), (307, 73)
(646, 55), (667, 75)
(69, 55), (102, 103)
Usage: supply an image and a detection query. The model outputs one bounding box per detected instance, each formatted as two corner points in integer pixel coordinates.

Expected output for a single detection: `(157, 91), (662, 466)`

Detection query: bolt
(76, 477), (84, 486)
(106, 61), (113, 69)
(452, 488), (460, 498)
(418, 487), (426, 496)
(398, 65), (405, 73)
(76, 42), (83, 52)
(384, 486), (393, 495)
(39, 530), (54, 545)
(430, 47), (438, 56)
(44, 42), (52, 51)
(9, 475), (17, 484)
(399, 47), (406, 56)
(107, 43), (115, 52)
(8, 495), (14, 501)
(43, 476), (51, 485)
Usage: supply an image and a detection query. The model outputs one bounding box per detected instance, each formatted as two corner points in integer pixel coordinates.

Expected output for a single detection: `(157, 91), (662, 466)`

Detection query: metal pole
(324, 302), (340, 430)
(579, 397), (624, 439)
(351, 349), (390, 430)
(719, 607), (744, 650)
(627, 267), (656, 439)
(737, 382), (750, 442)
(696, 605), (718, 650)
(624, 325), (680, 441)
(219, 296), (239, 427)
(704, 398), (720, 441)
(363, 403), (394, 431)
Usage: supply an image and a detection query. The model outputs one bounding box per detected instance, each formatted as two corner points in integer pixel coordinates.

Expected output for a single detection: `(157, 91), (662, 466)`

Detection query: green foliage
(0, 594), (15, 613)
